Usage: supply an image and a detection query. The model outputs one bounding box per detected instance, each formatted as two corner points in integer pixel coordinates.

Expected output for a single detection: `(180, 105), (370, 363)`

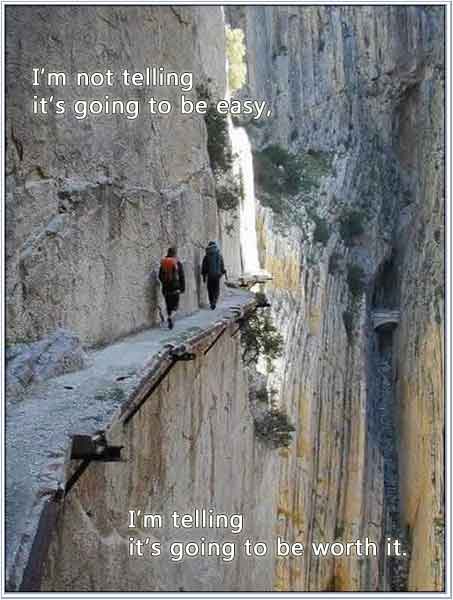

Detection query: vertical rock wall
(229, 5), (444, 591)
(6, 6), (226, 346)
(393, 43), (444, 589)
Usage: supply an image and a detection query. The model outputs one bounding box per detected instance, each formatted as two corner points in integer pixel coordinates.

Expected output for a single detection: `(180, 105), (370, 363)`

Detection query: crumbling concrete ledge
(5, 288), (256, 591)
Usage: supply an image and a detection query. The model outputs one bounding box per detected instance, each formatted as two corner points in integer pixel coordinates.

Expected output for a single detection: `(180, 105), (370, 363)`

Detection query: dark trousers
(164, 292), (180, 316)
(207, 276), (221, 307)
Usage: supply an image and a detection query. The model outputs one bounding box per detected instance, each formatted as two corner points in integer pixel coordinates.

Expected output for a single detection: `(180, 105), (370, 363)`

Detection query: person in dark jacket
(158, 247), (185, 329)
(201, 241), (226, 310)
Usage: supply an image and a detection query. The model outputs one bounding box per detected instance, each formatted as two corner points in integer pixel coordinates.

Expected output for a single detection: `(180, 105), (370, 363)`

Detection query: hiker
(159, 247), (185, 329)
(201, 241), (227, 310)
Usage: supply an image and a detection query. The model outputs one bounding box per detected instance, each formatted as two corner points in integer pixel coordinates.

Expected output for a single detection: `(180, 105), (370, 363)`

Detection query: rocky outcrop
(6, 329), (87, 400)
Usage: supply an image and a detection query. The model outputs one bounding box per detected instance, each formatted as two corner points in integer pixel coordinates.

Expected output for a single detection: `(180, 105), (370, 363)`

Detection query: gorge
(5, 4), (445, 593)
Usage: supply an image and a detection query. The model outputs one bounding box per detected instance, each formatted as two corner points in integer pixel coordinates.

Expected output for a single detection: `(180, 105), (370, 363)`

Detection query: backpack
(205, 245), (221, 277)
(160, 257), (180, 292)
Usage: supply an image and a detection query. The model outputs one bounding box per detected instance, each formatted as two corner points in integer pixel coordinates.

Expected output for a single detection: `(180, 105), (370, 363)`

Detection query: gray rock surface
(5, 5), (226, 346)
(6, 329), (87, 400)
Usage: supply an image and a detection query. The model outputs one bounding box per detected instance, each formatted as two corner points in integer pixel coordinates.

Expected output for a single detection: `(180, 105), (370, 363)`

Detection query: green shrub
(196, 82), (241, 211)
(339, 209), (366, 246)
(254, 408), (295, 448)
(254, 145), (333, 200)
(433, 516), (445, 536)
(255, 387), (269, 403)
(195, 82), (211, 102)
(226, 27), (247, 92)
(347, 264), (366, 299)
(313, 216), (330, 245)
(215, 169), (242, 211)
(241, 311), (284, 372)
(204, 103), (233, 173)
(196, 83), (233, 173)
(254, 291), (270, 307)
(299, 150), (332, 193)
(253, 145), (302, 196)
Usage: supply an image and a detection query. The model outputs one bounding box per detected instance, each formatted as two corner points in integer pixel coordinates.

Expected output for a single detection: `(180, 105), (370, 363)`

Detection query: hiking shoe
(210, 304), (216, 310)
(168, 317), (174, 329)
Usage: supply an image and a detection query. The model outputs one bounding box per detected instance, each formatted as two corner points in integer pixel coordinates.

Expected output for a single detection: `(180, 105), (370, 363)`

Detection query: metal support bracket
(70, 433), (123, 462)
(122, 359), (178, 425)
(171, 351), (196, 362)
(203, 326), (227, 355)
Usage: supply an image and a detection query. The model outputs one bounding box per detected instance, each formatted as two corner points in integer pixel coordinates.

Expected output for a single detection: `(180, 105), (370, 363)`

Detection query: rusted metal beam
(64, 458), (91, 497)
(170, 348), (196, 361)
(122, 358), (177, 425)
(203, 326), (227, 355)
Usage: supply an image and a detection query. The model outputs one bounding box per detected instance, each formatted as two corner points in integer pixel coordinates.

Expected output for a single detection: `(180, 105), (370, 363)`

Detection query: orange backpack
(160, 257), (179, 290)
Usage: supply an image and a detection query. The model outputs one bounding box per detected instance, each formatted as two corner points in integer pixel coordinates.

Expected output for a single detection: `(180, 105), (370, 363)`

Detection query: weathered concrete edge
(10, 296), (258, 592)
(117, 298), (255, 424)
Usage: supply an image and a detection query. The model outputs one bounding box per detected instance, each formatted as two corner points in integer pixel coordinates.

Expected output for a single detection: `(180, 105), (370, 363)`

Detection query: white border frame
(0, 1), (450, 598)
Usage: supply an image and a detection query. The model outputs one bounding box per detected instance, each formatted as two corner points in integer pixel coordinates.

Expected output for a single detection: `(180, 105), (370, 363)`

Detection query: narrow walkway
(372, 310), (400, 331)
(5, 288), (254, 580)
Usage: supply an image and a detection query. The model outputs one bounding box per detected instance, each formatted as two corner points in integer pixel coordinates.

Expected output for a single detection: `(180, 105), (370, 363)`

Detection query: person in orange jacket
(158, 247), (185, 329)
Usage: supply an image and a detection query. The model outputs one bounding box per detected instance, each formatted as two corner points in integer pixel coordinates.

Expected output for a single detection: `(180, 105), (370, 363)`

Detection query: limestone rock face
(5, 6), (226, 346)
(393, 62), (444, 590)
(229, 5), (444, 592)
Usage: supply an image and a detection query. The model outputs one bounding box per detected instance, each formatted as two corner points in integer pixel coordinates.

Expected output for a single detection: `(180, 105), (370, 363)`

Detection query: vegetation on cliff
(339, 208), (367, 246)
(253, 145), (333, 198)
(254, 407), (296, 448)
(241, 309), (284, 373)
(197, 83), (243, 211)
(253, 144), (334, 238)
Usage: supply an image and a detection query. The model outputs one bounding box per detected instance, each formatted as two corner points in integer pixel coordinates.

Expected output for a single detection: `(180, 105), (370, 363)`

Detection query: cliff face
(228, 5), (444, 592)
(393, 47), (444, 589)
(6, 6), (225, 346)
